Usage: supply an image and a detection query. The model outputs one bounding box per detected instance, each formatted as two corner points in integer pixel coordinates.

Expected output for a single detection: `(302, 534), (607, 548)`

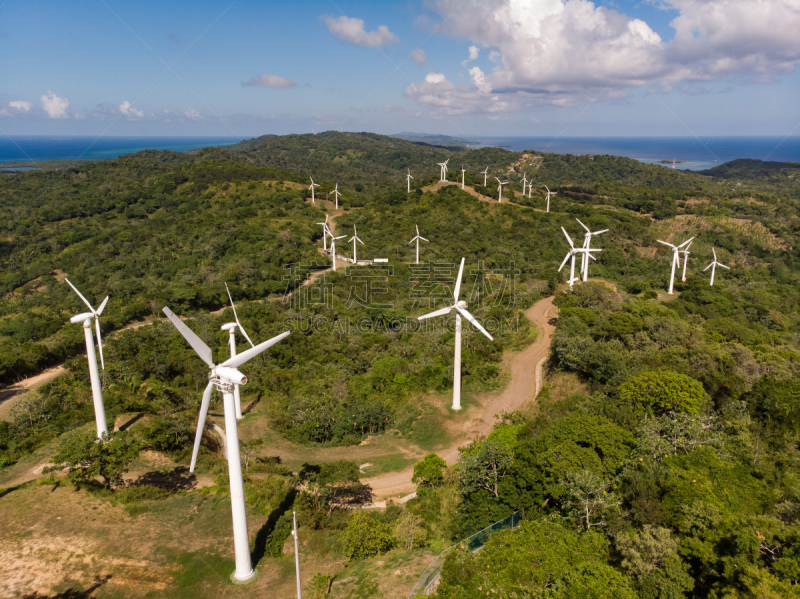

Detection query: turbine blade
(593, 229), (609, 235)
(703, 263), (713, 272)
(416, 225), (419, 236)
(162, 306), (214, 367)
(190, 381), (214, 473)
(576, 219), (590, 233)
(226, 284), (254, 348)
(65, 278), (95, 313)
(712, 248), (717, 260)
(678, 236), (695, 248)
(718, 262), (730, 269)
(457, 307), (493, 340)
(96, 296), (110, 315)
(420, 236), (429, 242)
(558, 252), (572, 272)
(656, 240), (675, 248)
(453, 258), (465, 301)
(221, 331), (290, 368)
(561, 227), (574, 248)
(417, 306), (454, 320)
(94, 317), (105, 370)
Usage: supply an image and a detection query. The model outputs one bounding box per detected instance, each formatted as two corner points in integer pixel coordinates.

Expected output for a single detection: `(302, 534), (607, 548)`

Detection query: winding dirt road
(363, 295), (557, 500)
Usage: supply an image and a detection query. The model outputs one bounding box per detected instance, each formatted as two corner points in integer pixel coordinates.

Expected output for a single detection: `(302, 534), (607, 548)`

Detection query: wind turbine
(65, 278), (109, 439)
(437, 159), (450, 183)
(406, 168), (413, 193)
(545, 185), (557, 212)
(680, 239), (694, 282)
(329, 183), (342, 209)
(308, 177), (320, 203)
(461, 166), (466, 190)
(349, 225), (364, 264)
(704, 248), (729, 286)
(408, 224), (429, 264)
(657, 237), (694, 294)
(417, 258), (492, 410)
(576, 219), (609, 282)
(316, 214), (331, 251)
(164, 306), (289, 583)
(222, 283), (255, 420)
(481, 167), (489, 187)
(330, 234), (346, 271)
(495, 178), (508, 203)
(558, 228), (593, 291)
(521, 172), (527, 197)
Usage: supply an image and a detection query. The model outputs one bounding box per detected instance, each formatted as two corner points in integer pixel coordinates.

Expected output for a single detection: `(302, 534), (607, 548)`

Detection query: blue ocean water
(0, 136), (242, 164)
(472, 136), (800, 171)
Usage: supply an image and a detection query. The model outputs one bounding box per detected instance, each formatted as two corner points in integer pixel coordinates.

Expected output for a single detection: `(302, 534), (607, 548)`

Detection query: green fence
(407, 511), (523, 598)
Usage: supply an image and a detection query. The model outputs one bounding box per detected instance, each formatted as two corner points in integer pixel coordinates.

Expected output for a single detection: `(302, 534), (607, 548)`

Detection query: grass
(359, 455), (417, 477)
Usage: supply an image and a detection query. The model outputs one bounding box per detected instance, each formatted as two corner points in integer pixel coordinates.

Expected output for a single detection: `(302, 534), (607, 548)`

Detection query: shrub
(342, 512), (396, 560)
(619, 370), (707, 416)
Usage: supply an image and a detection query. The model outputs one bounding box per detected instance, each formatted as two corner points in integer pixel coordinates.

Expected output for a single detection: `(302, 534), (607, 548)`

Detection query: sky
(1, 0), (799, 139)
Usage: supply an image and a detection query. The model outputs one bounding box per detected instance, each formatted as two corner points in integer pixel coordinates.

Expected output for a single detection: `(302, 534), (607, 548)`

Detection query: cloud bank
(406, 0), (800, 114)
(41, 91), (69, 119)
(242, 74), (297, 88)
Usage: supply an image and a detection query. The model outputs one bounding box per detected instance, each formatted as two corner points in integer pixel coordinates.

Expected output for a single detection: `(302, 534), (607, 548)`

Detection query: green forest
(2, 132), (800, 598)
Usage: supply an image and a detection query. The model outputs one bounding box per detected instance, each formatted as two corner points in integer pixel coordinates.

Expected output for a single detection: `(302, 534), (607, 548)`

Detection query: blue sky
(1, 0), (799, 139)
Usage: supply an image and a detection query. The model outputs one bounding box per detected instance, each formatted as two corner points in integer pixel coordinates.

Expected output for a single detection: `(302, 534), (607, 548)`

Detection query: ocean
(472, 136), (800, 171)
(0, 136), (242, 165)
(1, 135), (798, 172)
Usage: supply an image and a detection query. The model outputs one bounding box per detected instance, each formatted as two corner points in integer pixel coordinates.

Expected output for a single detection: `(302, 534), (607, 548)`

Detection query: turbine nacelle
(456, 300), (467, 310)
(221, 322), (239, 332)
(214, 366), (247, 386)
(70, 312), (95, 324)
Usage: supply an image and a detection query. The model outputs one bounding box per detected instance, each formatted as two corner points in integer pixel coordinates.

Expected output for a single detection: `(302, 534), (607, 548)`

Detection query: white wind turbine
(406, 168), (413, 193)
(576, 219), (609, 282)
(408, 224), (429, 264)
(558, 227), (596, 291)
(657, 237), (694, 295)
(330, 234), (346, 271)
(65, 278), (109, 439)
(164, 306), (289, 583)
(221, 283), (255, 420)
(495, 177), (508, 203)
(308, 177), (320, 203)
(481, 167), (489, 187)
(521, 172), (527, 197)
(680, 239), (694, 282)
(418, 258), (492, 410)
(329, 183), (342, 209)
(704, 248), (729, 286)
(461, 165), (466, 189)
(437, 159), (450, 182)
(545, 185), (557, 212)
(349, 225), (364, 264)
(316, 214), (331, 251)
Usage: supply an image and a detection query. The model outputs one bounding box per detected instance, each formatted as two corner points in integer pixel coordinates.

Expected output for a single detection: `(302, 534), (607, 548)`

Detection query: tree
(619, 370), (707, 416)
(563, 469), (620, 530)
(393, 512), (427, 550)
(412, 453), (446, 494)
(47, 430), (140, 488)
(300, 460), (367, 516)
(458, 439), (513, 498)
(342, 512), (396, 560)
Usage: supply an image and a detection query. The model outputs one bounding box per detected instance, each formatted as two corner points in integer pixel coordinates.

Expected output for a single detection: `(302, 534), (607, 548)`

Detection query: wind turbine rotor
(225, 282), (254, 348)
(455, 306), (493, 340)
(453, 257), (465, 302)
(162, 307), (214, 367)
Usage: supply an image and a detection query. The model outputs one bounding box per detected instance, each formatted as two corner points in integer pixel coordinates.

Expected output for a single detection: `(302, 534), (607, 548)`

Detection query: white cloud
(325, 16), (399, 47)
(407, 0), (800, 114)
(8, 100), (32, 112)
(184, 107), (201, 119)
(461, 45), (480, 66)
(242, 73), (297, 88)
(409, 48), (427, 66)
(119, 100), (144, 119)
(41, 90), (69, 119)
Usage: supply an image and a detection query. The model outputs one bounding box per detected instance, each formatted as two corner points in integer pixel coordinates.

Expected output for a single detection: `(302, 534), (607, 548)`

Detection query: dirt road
(0, 365), (66, 421)
(363, 295), (557, 500)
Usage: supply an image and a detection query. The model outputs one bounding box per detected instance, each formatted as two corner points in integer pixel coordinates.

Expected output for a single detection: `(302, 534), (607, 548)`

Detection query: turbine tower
(316, 214), (331, 251)
(65, 279), (110, 439)
(657, 237), (694, 294)
(417, 258), (492, 410)
(329, 183), (342, 209)
(576, 219), (609, 282)
(164, 306), (290, 583)
(348, 225), (364, 264)
(680, 239), (694, 282)
(330, 234), (346, 271)
(308, 177), (320, 203)
(703, 247), (729, 286)
(408, 224), (429, 265)
(461, 166), (466, 190)
(495, 178), (508, 203)
(406, 169), (413, 193)
(222, 283), (256, 420)
(481, 167), (489, 187)
(545, 185), (557, 213)
(521, 172), (527, 198)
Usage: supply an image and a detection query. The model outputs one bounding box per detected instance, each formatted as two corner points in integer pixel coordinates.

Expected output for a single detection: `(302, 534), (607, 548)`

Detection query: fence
(407, 511), (523, 598)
